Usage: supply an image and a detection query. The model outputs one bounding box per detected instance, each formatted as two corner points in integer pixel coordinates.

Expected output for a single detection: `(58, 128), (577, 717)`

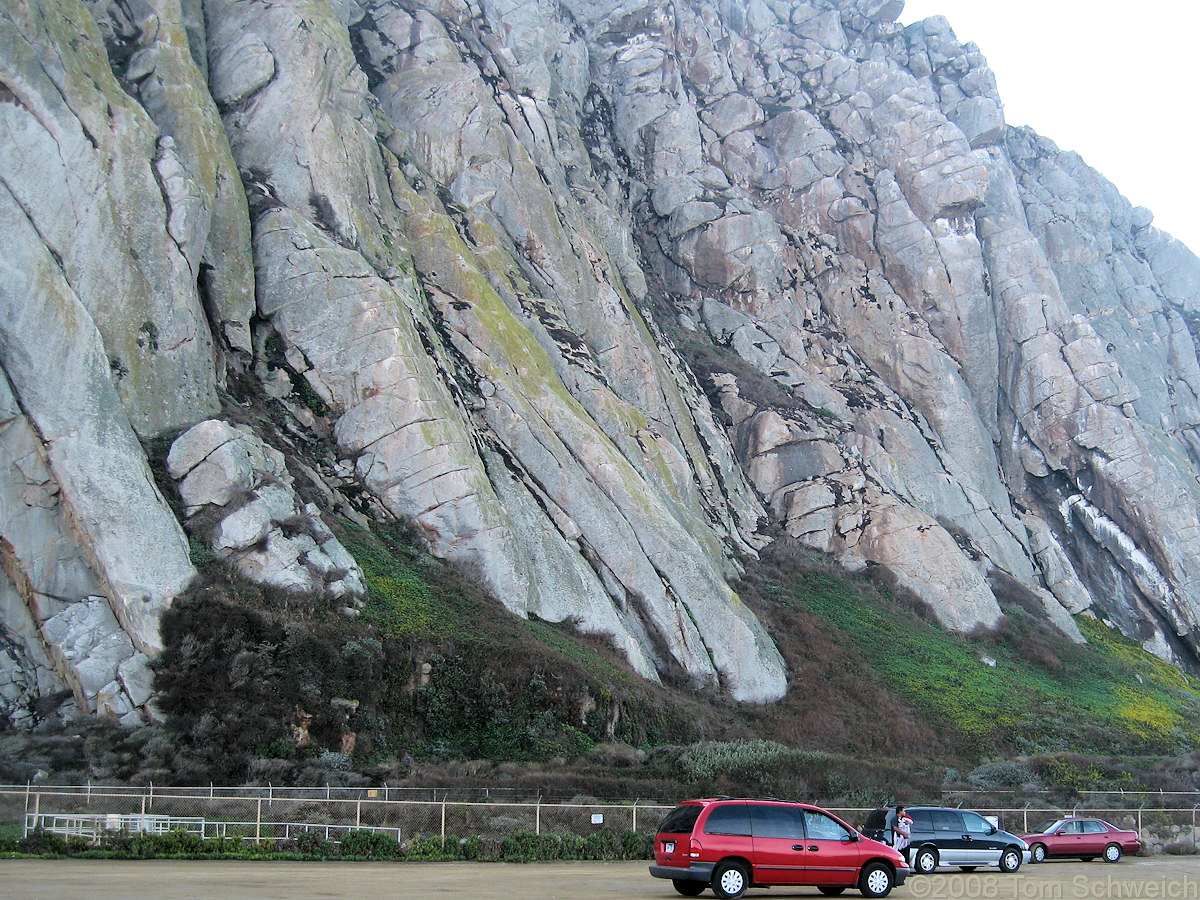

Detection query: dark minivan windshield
(658, 804), (703, 835)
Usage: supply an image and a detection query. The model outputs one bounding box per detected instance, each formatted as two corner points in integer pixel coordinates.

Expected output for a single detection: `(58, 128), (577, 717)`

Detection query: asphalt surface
(3, 856), (1200, 899)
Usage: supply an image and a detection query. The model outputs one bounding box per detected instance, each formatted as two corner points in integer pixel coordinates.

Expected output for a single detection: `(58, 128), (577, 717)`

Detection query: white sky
(897, 0), (1199, 252)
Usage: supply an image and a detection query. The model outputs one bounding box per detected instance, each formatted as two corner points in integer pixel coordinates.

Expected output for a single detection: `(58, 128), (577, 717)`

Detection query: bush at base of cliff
(338, 829), (400, 859)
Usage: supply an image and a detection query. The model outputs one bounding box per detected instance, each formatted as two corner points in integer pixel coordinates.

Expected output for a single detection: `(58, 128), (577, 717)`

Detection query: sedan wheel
(1000, 848), (1022, 873)
(859, 861), (894, 898)
(1104, 843), (1123, 863)
(914, 847), (939, 874)
(1031, 844), (1046, 864)
(712, 861), (750, 899)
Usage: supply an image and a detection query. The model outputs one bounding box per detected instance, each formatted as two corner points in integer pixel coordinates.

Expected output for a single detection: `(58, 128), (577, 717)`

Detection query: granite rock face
(167, 420), (367, 606)
(5, 0), (1200, 723)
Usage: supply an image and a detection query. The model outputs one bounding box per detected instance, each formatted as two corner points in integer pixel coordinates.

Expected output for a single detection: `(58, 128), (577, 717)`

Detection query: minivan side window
(803, 810), (853, 841)
(962, 812), (993, 834)
(909, 810), (933, 833)
(704, 804), (753, 836)
(930, 810), (962, 833)
(658, 805), (703, 835)
(751, 804), (806, 839)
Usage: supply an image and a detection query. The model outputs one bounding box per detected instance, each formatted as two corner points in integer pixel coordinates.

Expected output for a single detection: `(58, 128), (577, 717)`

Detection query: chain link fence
(5, 785), (1200, 854)
(0, 785), (673, 847)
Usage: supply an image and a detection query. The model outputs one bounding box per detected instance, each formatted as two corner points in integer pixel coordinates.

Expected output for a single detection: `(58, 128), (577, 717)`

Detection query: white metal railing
(24, 813), (207, 839)
(22, 811), (401, 845)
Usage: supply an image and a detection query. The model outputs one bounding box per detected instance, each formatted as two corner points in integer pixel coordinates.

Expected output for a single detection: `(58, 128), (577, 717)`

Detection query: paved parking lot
(4, 856), (1200, 899)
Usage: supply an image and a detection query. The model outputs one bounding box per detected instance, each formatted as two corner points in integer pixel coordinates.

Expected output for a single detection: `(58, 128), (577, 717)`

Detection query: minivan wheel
(859, 861), (894, 898)
(712, 861), (750, 899)
(1000, 847), (1022, 873)
(1104, 843), (1123, 863)
(818, 889), (847, 897)
(1031, 844), (1047, 863)
(914, 847), (939, 874)
(672, 880), (705, 897)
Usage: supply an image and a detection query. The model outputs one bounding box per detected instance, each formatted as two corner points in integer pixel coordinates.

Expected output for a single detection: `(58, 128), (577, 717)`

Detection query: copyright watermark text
(906, 873), (1200, 899)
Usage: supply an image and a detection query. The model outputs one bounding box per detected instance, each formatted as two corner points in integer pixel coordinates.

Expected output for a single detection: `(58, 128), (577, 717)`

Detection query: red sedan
(1021, 817), (1141, 863)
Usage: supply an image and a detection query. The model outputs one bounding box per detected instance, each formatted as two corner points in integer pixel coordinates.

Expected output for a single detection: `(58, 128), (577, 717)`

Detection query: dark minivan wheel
(913, 846), (938, 874)
(1000, 847), (1022, 872)
(673, 880), (705, 896)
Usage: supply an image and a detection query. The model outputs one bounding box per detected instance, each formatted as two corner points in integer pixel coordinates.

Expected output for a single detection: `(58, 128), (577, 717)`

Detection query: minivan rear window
(703, 803), (753, 836)
(658, 805), (703, 835)
(909, 810), (933, 832)
(931, 810), (962, 832)
(863, 808), (888, 830)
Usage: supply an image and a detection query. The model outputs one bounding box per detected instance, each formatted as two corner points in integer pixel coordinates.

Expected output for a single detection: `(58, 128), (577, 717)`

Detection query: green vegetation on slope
(8, 500), (1200, 801)
(763, 566), (1200, 757)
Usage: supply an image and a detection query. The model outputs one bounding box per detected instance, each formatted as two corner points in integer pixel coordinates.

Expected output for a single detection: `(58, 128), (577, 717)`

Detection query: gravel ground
(3, 855), (1200, 899)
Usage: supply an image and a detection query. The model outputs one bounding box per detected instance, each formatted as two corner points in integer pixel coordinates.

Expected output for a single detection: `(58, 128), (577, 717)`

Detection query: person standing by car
(895, 809), (912, 861)
(884, 805), (905, 847)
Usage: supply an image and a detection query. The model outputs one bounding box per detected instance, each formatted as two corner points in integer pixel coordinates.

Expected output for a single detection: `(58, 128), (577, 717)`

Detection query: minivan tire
(712, 861), (750, 899)
(673, 880), (705, 897)
(913, 847), (939, 874)
(1000, 847), (1022, 872)
(858, 861), (894, 898)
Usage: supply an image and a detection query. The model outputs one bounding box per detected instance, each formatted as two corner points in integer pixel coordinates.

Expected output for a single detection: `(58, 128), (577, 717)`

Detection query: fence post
(29, 790), (40, 837)
(1193, 805), (1197, 851)
(441, 799), (446, 841)
(256, 798), (262, 844)
(148, 781), (154, 812)
(1023, 803), (1028, 834)
(536, 797), (541, 836)
(633, 799), (638, 834)
(356, 799), (361, 829)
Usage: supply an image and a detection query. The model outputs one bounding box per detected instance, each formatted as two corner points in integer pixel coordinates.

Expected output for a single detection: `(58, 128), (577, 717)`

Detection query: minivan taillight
(689, 837), (702, 859)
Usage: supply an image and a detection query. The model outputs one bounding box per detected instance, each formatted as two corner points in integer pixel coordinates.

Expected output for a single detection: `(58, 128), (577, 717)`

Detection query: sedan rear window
(658, 805), (703, 835)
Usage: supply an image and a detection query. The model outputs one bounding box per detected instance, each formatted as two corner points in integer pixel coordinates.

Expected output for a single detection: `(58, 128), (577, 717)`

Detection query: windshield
(1032, 819), (1066, 834)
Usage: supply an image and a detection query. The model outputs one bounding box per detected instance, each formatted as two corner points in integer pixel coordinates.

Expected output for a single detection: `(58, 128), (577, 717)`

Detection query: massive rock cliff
(3, 0), (1200, 724)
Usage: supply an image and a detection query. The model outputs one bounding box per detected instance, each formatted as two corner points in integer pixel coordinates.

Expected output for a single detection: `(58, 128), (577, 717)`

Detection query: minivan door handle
(807, 845), (819, 851)
(792, 844), (804, 851)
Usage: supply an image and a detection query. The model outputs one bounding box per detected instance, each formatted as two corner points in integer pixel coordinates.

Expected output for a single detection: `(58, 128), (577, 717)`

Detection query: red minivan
(650, 797), (909, 898)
